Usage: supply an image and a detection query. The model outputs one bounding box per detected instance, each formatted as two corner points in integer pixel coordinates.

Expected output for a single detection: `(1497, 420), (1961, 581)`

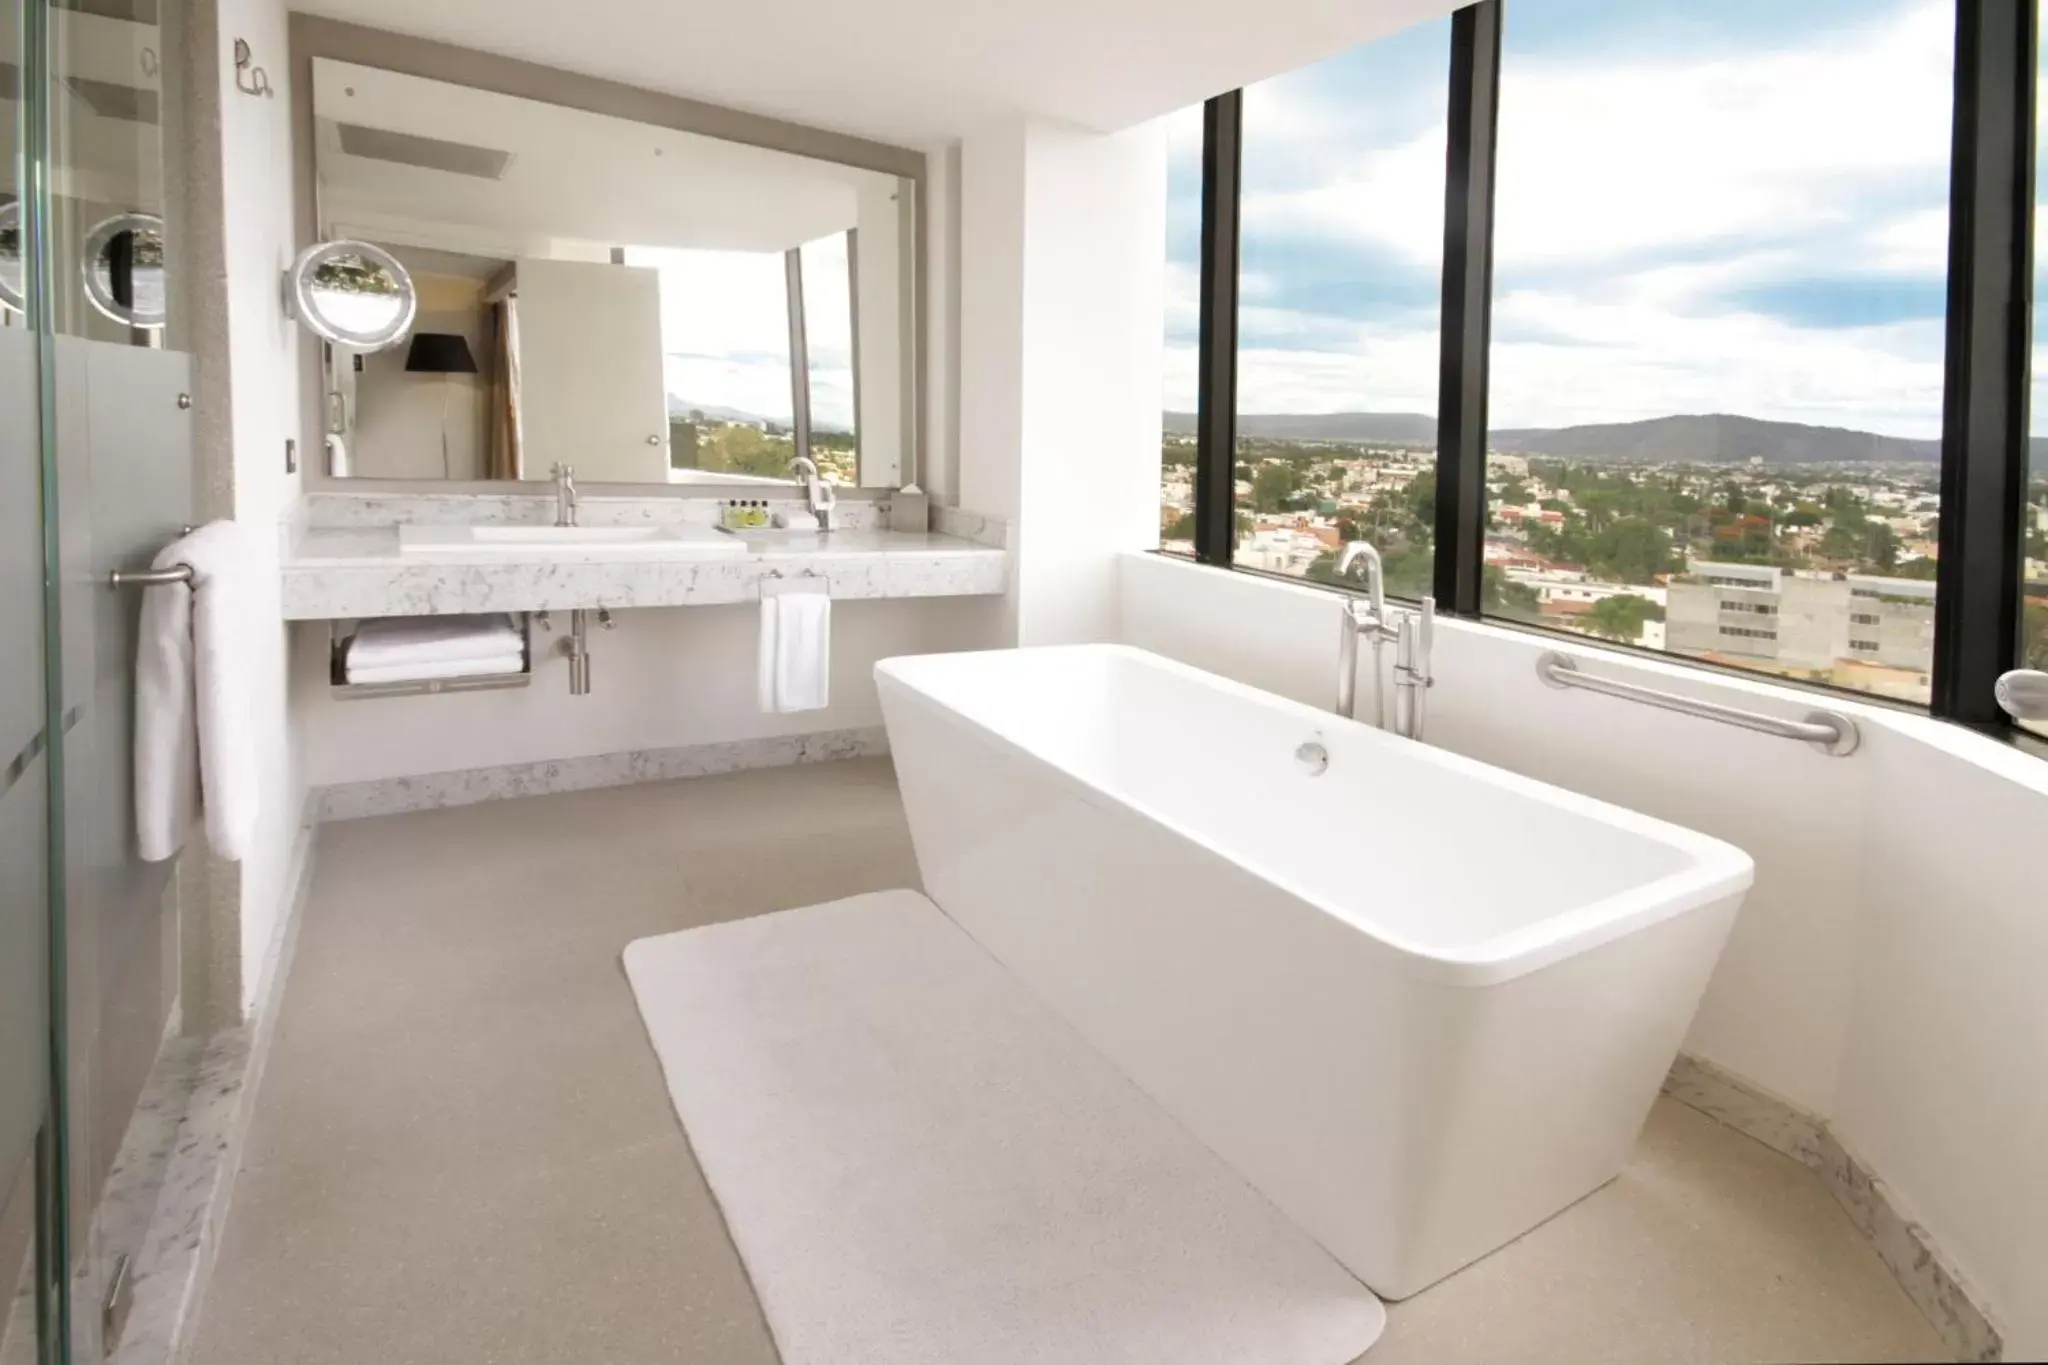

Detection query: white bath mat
(624, 889), (1384, 1365)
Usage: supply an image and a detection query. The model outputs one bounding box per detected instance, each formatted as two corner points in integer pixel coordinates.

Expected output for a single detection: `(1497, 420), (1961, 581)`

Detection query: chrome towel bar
(109, 563), (194, 589)
(110, 526), (200, 588)
(1536, 651), (1860, 757)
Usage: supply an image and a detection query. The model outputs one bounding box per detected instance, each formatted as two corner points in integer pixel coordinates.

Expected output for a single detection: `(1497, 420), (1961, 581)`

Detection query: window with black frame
(2026, 19), (2048, 736)
(1486, 0), (1954, 705)
(1172, 0), (2041, 743)
(1231, 23), (1450, 593)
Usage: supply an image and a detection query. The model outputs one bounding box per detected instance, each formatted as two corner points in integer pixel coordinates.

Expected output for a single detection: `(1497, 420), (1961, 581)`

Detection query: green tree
(1783, 503), (1825, 528)
(1483, 566), (1542, 622)
(699, 424), (795, 478)
(1404, 470), (1437, 527)
(1582, 594), (1666, 643)
(1586, 519), (1676, 585)
(2024, 603), (2048, 670)
(1251, 462), (1302, 513)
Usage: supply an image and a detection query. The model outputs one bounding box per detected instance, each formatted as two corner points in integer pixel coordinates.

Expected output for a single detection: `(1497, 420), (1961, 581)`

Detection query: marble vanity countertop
(280, 526), (1010, 619)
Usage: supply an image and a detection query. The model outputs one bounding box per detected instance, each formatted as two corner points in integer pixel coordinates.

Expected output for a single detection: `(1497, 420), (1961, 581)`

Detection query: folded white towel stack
(343, 614), (525, 685)
(758, 589), (831, 713)
(134, 521), (259, 864)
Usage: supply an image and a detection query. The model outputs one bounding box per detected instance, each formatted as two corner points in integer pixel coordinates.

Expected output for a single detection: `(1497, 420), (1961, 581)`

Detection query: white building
(1666, 560), (1935, 677)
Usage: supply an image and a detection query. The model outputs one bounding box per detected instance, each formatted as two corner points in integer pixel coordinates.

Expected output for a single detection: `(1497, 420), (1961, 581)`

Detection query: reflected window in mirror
(799, 233), (858, 486)
(626, 245), (802, 485)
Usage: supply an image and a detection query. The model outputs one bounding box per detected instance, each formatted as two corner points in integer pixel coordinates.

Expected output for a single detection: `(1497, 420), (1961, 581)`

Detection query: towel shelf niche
(327, 614), (534, 700)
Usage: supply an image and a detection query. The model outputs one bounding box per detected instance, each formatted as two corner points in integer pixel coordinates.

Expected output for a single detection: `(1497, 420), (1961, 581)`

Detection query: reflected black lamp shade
(404, 331), (478, 375)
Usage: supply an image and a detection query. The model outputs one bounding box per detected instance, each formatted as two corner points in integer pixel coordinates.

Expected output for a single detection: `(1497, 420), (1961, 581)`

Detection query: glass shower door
(3, 0), (194, 1361)
(45, 0), (195, 1359)
(1, 0), (62, 1357)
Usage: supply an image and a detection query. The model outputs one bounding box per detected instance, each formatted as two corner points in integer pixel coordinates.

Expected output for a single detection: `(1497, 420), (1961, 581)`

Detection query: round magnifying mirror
(284, 240), (416, 352)
(82, 212), (169, 329)
(1, 199), (28, 316)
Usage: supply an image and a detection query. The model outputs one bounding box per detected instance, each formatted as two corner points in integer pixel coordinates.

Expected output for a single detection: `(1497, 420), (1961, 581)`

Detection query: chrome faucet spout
(1334, 540), (1387, 623)
(1333, 541), (1434, 741)
(551, 463), (579, 527)
(788, 456), (835, 531)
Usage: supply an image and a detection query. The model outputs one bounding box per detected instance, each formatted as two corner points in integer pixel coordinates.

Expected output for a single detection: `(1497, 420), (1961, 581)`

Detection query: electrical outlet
(285, 438), (298, 474)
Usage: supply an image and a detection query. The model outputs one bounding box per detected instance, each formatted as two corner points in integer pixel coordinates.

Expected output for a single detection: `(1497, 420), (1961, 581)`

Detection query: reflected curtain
(485, 299), (522, 480)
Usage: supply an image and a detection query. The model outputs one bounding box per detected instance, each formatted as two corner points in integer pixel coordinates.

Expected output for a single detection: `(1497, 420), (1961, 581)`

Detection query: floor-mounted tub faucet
(552, 463), (580, 527)
(1335, 541), (1435, 741)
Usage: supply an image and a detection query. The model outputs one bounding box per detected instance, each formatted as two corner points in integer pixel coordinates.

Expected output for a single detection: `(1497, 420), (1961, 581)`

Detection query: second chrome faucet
(1333, 541), (1434, 742)
(551, 463), (580, 527)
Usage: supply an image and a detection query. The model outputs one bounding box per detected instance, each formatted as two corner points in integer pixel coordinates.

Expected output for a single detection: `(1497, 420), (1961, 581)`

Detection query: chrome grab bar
(109, 563), (193, 589)
(1536, 651), (1860, 757)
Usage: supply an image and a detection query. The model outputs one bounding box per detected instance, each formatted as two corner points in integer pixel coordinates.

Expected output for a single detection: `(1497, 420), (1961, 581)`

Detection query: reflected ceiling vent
(52, 0), (159, 21)
(335, 124), (513, 180)
(64, 76), (160, 125)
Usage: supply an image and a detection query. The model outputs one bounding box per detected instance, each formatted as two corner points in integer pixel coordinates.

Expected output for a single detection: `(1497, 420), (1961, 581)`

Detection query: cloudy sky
(630, 234), (856, 431)
(1163, 0), (1968, 438)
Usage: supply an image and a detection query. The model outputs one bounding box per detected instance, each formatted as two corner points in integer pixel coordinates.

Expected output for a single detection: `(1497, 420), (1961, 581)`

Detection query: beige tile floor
(185, 759), (1948, 1365)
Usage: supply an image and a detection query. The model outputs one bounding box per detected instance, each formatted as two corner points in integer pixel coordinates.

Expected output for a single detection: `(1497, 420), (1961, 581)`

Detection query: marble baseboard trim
(315, 726), (890, 822)
(301, 491), (884, 532)
(109, 817), (319, 1365)
(1662, 1052), (1828, 1168)
(931, 505), (1011, 550)
(1662, 1052), (2002, 1362)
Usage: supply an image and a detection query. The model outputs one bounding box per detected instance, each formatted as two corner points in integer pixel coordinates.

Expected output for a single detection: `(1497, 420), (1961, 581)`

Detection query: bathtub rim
(876, 643), (1755, 987)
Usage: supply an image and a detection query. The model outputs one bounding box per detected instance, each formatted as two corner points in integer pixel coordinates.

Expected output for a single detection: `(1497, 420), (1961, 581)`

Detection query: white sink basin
(399, 525), (749, 558)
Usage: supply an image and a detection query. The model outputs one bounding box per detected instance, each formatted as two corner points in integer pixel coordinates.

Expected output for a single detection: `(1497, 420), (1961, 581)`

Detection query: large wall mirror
(309, 56), (917, 488)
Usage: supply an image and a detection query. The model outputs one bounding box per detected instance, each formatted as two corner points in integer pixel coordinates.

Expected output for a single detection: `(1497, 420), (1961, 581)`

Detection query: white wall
(297, 597), (1005, 786)
(956, 122), (1027, 529)
(854, 179), (907, 488)
(1836, 726), (2048, 1357)
(351, 278), (488, 480)
(920, 141), (961, 504)
(217, 0), (305, 1009)
(1117, 550), (2048, 1350)
(514, 258), (671, 482)
(956, 116), (1165, 646)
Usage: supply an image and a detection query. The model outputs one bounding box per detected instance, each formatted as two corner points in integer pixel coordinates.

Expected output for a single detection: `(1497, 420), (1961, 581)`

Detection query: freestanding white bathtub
(875, 644), (1753, 1299)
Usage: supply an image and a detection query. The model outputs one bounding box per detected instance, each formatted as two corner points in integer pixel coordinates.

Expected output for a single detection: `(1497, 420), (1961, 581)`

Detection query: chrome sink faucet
(788, 455), (834, 531)
(551, 463), (579, 527)
(1334, 541), (1435, 741)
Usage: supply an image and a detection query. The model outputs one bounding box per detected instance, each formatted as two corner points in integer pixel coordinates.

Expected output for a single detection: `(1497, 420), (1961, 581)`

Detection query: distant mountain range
(1162, 410), (1441, 446)
(1163, 410), (1966, 465)
(667, 397), (851, 436)
(668, 398), (780, 424)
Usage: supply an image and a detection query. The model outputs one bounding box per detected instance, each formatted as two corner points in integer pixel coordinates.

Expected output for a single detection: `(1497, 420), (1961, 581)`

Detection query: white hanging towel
(133, 521), (259, 863)
(757, 588), (831, 713)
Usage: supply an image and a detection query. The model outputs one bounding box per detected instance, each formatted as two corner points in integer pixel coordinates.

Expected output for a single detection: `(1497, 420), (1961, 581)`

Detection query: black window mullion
(1933, 0), (2035, 728)
(1433, 0), (1503, 617)
(1194, 90), (1244, 567)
